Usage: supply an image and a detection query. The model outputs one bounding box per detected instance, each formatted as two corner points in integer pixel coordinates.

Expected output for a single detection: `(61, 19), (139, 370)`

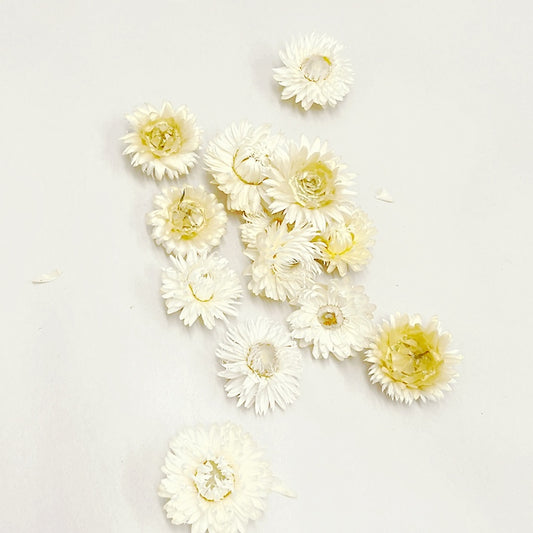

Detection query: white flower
(244, 220), (321, 302)
(204, 121), (284, 214)
(159, 422), (294, 533)
(317, 208), (376, 276)
(239, 210), (285, 249)
(122, 102), (201, 179)
(266, 137), (355, 232)
(148, 185), (227, 255)
(217, 319), (303, 415)
(288, 279), (375, 360)
(365, 314), (462, 404)
(273, 33), (353, 110)
(161, 251), (242, 329)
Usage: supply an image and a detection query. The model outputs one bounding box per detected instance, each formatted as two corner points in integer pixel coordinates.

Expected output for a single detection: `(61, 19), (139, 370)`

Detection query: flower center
(141, 118), (182, 157)
(194, 458), (235, 502)
(188, 269), (215, 302)
(233, 144), (269, 185)
(247, 342), (279, 377)
(324, 226), (355, 256)
(301, 55), (332, 82)
(385, 326), (444, 388)
(318, 305), (344, 328)
(290, 162), (334, 208)
(169, 198), (206, 238)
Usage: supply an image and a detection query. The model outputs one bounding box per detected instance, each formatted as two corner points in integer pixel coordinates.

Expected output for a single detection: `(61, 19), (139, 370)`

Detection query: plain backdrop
(1, 1), (532, 531)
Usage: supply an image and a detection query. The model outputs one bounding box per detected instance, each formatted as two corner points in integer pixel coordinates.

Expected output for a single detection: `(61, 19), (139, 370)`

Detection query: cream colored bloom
(288, 279), (375, 360)
(161, 251), (242, 329)
(244, 220), (321, 302)
(240, 210), (285, 249)
(122, 102), (201, 179)
(273, 33), (353, 110)
(266, 137), (355, 232)
(159, 422), (294, 533)
(204, 121), (283, 214)
(217, 319), (303, 415)
(365, 314), (462, 404)
(147, 185), (227, 255)
(317, 208), (375, 276)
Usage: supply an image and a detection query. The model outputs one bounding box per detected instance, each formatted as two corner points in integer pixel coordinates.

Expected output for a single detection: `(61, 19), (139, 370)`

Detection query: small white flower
(365, 314), (462, 404)
(273, 33), (353, 110)
(161, 251), (242, 329)
(244, 220), (321, 302)
(217, 319), (303, 415)
(317, 208), (376, 276)
(159, 422), (294, 533)
(266, 137), (356, 232)
(204, 121), (284, 214)
(288, 279), (375, 360)
(239, 210), (285, 249)
(148, 185), (227, 255)
(122, 102), (201, 179)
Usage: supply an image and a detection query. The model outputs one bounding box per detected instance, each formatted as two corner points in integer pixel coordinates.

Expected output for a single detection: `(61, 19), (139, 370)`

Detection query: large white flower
(204, 121), (284, 214)
(266, 137), (355, 232)
(217, 319), (303, 415)
(317, 208), (376, 276)
(148, 185), (227, 255)
(159, 422), (294, 533)
(365, 314), (462, 404)
(161, 251), (242, 329)
(273, 33), (354, 110)
(244, 220), (321, 302)
(288, 279), (375, 360)
(122, 102), (201, 180)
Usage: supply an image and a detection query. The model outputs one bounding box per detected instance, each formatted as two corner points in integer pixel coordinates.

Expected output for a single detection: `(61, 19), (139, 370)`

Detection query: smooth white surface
(1, 1), (532, 531)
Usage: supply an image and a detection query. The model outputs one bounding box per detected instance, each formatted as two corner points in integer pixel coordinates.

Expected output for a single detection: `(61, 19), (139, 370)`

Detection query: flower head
(161, 251), (242, 329)
(317, 208), (375, 276)
(217, 319), (303, 415)
(266, 137), (355, 232)
(204, 121), (284, 214)
(122, 102), (201, 179)
(365, 314), (461, 404)
(148, 185), (227, 255)
(159, 422), (293, 533)
(244, 220), (321, 302)
(273, 33), (353, 110)
(288, 279), (375, 360)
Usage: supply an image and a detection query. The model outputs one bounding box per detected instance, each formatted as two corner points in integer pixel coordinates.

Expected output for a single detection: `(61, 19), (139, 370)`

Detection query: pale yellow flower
(366, 314), (461, 404)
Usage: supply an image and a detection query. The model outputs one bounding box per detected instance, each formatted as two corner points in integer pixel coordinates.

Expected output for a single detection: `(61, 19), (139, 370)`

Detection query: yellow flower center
(301, 55), (332, 82)
(324, 226), (355, 257)
(383, 325), (443, 388)
(194, 458), (235, 502)
(290, 162), (334, 208)
(141, 118), (182, 157)
(188, 269), (215, 302)
(318, 305), (344, 328)
(247, 342), (279, 378)
(169, 197), (206, 239)
(233, 144), (269, 185)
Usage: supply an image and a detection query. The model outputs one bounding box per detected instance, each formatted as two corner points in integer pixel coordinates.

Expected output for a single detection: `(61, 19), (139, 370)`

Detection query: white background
(1, 0), (532, 531)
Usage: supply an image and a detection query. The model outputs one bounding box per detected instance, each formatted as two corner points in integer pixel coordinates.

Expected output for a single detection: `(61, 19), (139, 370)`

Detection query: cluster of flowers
(121, 33), (462, 533)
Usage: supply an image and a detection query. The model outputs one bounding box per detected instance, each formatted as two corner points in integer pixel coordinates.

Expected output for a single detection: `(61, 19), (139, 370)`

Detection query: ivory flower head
(122, 102), (201, 179)
(366, 314), (462, 404)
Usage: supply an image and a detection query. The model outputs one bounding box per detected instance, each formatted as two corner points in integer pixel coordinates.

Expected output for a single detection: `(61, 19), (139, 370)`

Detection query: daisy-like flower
(147, 185), (227, 255)
(317, 208), (376, 276)
(273, 33), (354, 110)
(122, 102), (201, 179)
(288, 278), (375, 360)
(239, 210), (286, 249)
(204, 121), (284, 214)
(244, 221), (321, 302)
(365, 314), (462, 404)
(159, 422), (294, 533)
(161, 251), (242, 329)
(216, 319), (303, 415)
(266, 137), (355, 232)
